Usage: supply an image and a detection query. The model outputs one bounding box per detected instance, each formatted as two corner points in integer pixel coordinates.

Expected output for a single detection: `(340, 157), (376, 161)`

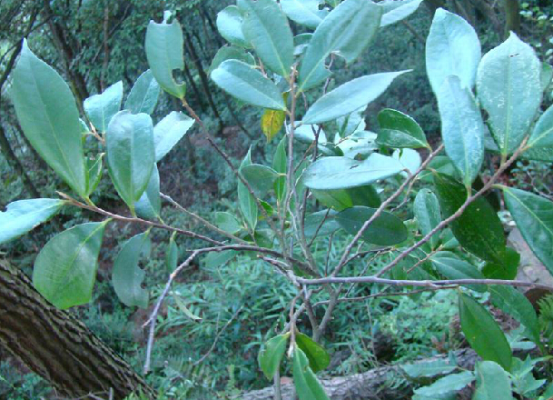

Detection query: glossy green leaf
(490, 286), (541, 347)
(402, 360), (457, 378)
(430, 251), (486, 292)
(377, 108), (428, 149)
(413, 189), (441, 249)
(145, 15), (186, 99)
(336, 206), (407, 246)
(459, 293), (512, 371)
(87, 154), (104, 196)
(298, 0), (383, 91)
(238, 148), (258, 231)
(425, 8), (481, 93)
(217, 5), (250, 48)
(106, 111), (155, 214)
(281, 0), (328, 29)
(523, 104), (553, 162)
(303, 71), (409, 124)
(482, 247), (519, 280)
(393, 148), (421, 175)
(9, 41), (88, 197)
(84, 81), (123, 133)
(273, 137), (287, 203)
(112, 232), (150, 309)
(434, 174), (506, 262)
(215, 212), (243, 235)
(304, 210), (340, 238)
(437, 75), (485, 187)
(258, 333), (289, 380)
(473, 361), (514, 400)
(476, 33), (542, 155)
(503, 187), (553, 275)
(296, 333), (330, 373)
(211, 60), (286, 110)
(380, 0), (423, 27)
(33, 221), (108, 309)
(303, 153), (403, 190)
(414, 371), (475, 397)
(312, 185), (381, 211)
(241, 0), (294, 77)
(209, 45), (255, 74)
(293, 348), (330, 400)
(241, 164), (279, 199)
(153, 111), (194, 162)
(166, 234), (178, 272)
(125, 69), (160, 115)
(135, 164), (161, 220)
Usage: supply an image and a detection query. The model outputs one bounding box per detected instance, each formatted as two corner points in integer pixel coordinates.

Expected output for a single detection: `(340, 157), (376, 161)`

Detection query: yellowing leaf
(261, 108), (286, 141)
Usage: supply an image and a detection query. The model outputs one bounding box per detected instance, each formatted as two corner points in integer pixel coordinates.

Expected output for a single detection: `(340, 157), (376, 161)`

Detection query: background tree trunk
(0, 262), (155, 399)
(504, 0), (521, 37)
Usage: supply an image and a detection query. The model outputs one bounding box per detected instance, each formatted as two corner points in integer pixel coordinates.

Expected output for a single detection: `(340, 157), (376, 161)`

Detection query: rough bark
(0, 262), (155, 399)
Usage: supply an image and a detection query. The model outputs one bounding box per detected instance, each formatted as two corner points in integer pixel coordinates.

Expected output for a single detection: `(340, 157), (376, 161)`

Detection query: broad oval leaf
(261, 108), (286, 142)
(112, 232), (150, 309)
(303, 71), (409, 124)
(476, 32), (542, 155)
(312, 185), (381, 211)
(215, 212), (243, 235)
(303, 153), (403, 190)
(124, 69), (160, 115)
(293, 348), (330, 400)
(217, 5), (250, 48)
(241, 0), (294, 77)
(106, 111), (155, 214)
(135, 164), (161, 220)
(211, 60), (286, 110)
(503, 187), (553, 275)
(0, 199), (65, 245)
(425, 8), (481, 93)
(414, 371), (475, 397)
(434, 174), (506, 263)
(9, 41), (88, 197)
(402, 360), (457, 379)
(33, 221), (108, 309)
(380, 0), (424, 27)
(304, 210), (340, 238)
(523, 103), (553, 162)
(414, 189), (441, 249)
(336, 206), (408, 246)
(437, 75), (485, 187)
(281, 0), (328, 29)
(377, 108), (428, 149)
(481, 247), (519, 280)
(241, 164), (279, 198)
(474, 361), (514, 400)
(459, 293), (512, 371)
(258, 333), (290, 380)
(430, 251), (486, 292)
(238, 148), (258, 231)
(145, 16), (186, 99)
(296, 332), (330, 372)
(84, 81), (123, 133)
(209, 45), (255, 74)
(298, 0), (383, 91)
(154, 111), (194, 162)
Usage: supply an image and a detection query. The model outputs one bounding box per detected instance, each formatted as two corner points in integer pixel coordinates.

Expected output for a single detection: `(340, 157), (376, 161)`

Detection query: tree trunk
(0, 262), (155, 399)
(504, 0), (521, 37)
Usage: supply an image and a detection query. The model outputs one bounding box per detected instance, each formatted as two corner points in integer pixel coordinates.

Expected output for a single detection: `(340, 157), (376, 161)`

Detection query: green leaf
(33, 221), (108, 309)
(434, 174), (506, 262)
(125, 69), (160, 115)
(413, 371), (475, 396)
(376, 108), (428, 149)
(241, 0), (294, 77)
(414, 189), (441, 249)
(106, 111), (155, 214)
(425, 8), (480, 93)
(336, 206), (407, 246)
(295, 333), (330, 373)
(542, 62), (553, 92)
(153, 111), (194, 162)
(476, 32), (542, 155)
(135, 164), (161, 220)
(482, 247), (519, 280)
(281, 0), (328, 29)
(0, 199), (65, 245)
(145, 16), (186, 99)
(380, 0), (424, 27)
(304, 210), (340, 238)
(303, 153), (403, 190)
(215, 212), (243, 235)
(211, 60), (286, 110)
(84, 81), (123, 133)
(298, 0), (383, 91)
(458, 293), (512, 371)
(241, 164), (279, 198)
(312, 185), (381, 211)
(209, 45), (255, 74)
(430, 252), (486, 292)
(172, 293), (202, 321)
(112, 232), (150, 309)
(523, 104), (553, 162)
(490, 286), (541, 347)
(502, 187), (553, 275)
(258, 333), (290, 380)
(87, 154), (104, 196)
(473, 361), (514, 400)
(273, 137), (287, 204)
(437, 76), (485, 187)
(217, 5), (250, 48)
(239, 148), (258, 231)
(261, 108), (286, 142)
(165, 234), (178, 272)
(302, 71), (409, 124)
(402, 360), (457, 378)
(9, 41), (88, 197)
(293, 348), (330, 400)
